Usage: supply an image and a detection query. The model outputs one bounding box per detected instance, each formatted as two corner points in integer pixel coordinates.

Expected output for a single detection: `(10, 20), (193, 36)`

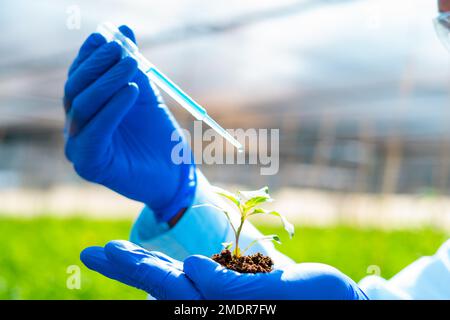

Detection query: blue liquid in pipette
(147, 67), (207, 118)
(146, 67), (244, 152)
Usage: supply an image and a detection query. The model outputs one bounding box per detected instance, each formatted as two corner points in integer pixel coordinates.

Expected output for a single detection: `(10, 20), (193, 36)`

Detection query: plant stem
(234, 216), (245, 257)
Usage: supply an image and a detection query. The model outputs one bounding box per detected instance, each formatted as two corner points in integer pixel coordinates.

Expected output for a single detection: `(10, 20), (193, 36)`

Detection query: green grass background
(0, 216), (447, 299)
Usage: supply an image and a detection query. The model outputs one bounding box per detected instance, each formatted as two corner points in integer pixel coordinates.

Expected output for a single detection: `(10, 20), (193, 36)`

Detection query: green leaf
(244, 196), (273, 211)
(212, 186), (241, 207)
(242, 234), (282, 254)
(268, 211), (295, 238)
(264, 234), (282, 244)
(221, 242), (233, 250)
(248, 208), (295, 238)
(249, 208), (265, 215)
(238, 186), (271, 201)
(239, 186), (273, 211)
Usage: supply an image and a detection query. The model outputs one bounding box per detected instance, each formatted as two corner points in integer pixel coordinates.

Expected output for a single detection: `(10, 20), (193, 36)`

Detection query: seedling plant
(195, 186), (294, 273)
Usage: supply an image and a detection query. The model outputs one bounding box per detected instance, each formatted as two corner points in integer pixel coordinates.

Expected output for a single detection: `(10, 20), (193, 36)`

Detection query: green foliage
(249, 208), (294, 238)
(212, 186), (294, 257)
(0, 216), (446, 299)
(258, 224), (448, 282)
(242, 235), (281, 254)
(221, 242), (233, 250)
(0, 216), (146, 300)
(214, 189), (241, 207)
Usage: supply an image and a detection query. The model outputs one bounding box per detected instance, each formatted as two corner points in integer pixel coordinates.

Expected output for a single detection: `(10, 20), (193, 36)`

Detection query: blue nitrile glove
(183, 255), (368, 300)
(81, 240), (202, 300)
(63, 26), (196, 222)
(81, 240), (368, 300)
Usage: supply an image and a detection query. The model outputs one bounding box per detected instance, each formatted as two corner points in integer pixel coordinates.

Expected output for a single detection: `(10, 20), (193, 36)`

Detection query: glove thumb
(183, 254), (222, 282)
(184, 254), (255, 299)
(185, 255), (290, 300)
(104, 240), (201, 299)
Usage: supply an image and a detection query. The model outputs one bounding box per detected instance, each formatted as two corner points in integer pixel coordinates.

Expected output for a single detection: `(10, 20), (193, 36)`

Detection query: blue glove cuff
(151, 159), (197, 223)
(130, 171), (230, 259)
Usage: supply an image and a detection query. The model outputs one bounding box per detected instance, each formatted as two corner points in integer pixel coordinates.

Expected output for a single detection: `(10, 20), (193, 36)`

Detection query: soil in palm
(211, 249), (273, 273)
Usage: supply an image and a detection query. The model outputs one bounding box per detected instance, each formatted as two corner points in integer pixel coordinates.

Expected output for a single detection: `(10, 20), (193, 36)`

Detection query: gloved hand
(63, 26), (196, 222)
(81, 240), (368, 300)
(81, 240), (201, 299)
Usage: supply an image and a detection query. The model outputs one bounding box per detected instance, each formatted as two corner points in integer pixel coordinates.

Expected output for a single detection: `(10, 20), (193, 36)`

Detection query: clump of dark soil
(211, 249), (273, 273)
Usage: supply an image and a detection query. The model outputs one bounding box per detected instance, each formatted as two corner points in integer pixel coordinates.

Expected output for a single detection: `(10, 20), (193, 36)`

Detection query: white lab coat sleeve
(359, 239), (450, 299)
(130, 170), (294, 267)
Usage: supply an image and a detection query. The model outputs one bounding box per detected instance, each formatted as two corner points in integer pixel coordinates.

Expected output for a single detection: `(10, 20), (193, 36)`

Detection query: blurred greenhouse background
(0, 0), (449, 299)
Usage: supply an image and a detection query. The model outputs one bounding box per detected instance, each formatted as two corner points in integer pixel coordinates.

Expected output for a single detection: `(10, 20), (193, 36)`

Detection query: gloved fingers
(104, 240), (202, 299)
(80, 246), (141, 288)
(64, 41), (123, 111)
(117, 25), (163, 106)
(149, 251), (184, 271)
(127, 68), (163, 107)
(116, 25), (162, 106)
(119, 25), (136, 44)
(64, 33), (108, 112)
(183, 255), (265, 299)
(183, 255), (222, 282)
(279, 263), (368, 300)
(68, 33), (107, 77)
(67, 57), (138, 136)
(104, 240), (177, 277)
(183, 255), (233, 299)
(77, 82), (138, 139)
(65, 26), (136, 112)
(64, 83), (138, 168)
(114, 25), (163, 107)
(184, 257), (367, 300)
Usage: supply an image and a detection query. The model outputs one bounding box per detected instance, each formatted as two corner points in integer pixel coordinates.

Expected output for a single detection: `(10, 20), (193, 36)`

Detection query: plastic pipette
(97, 22), (243, 152)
